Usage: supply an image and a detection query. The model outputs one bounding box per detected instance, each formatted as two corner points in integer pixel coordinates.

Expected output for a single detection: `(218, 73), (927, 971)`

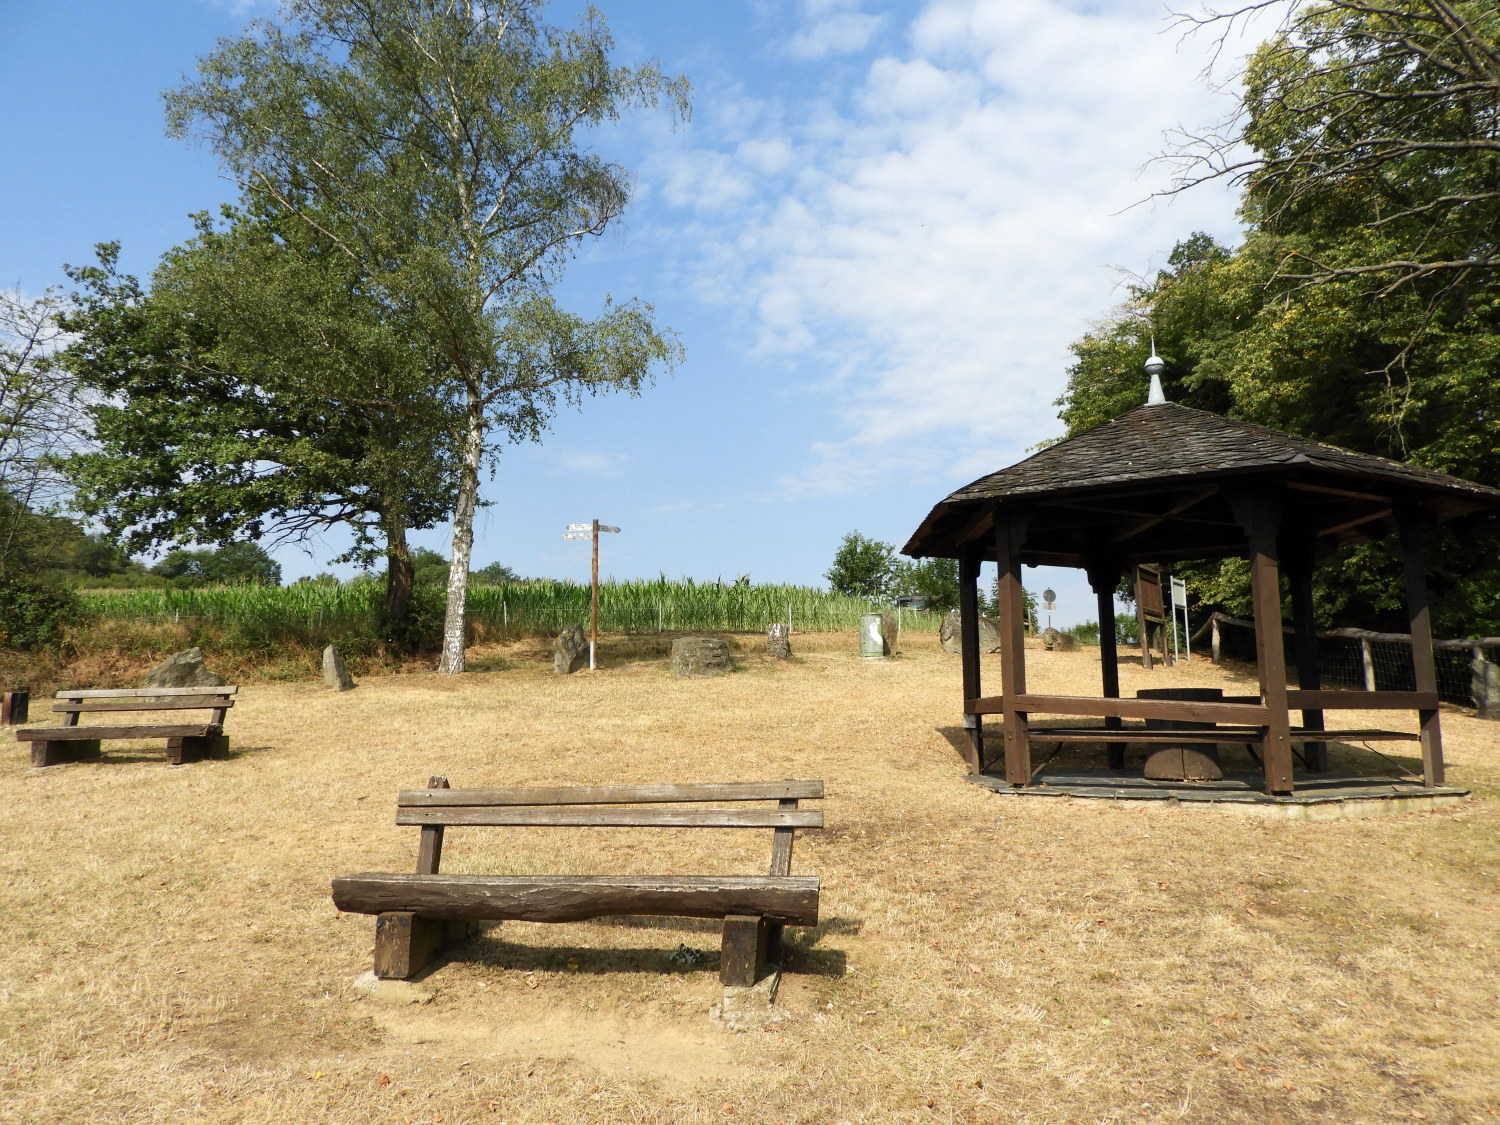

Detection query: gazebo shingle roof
(904, 402), (1500, 566)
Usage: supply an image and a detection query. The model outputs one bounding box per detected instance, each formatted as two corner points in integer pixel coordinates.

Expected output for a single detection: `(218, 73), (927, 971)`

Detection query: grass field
(2, 633), (1497, 1124)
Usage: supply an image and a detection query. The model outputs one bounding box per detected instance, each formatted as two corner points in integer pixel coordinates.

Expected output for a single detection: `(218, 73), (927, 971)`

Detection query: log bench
(331, 777), (824, 987)
(17, 686), (237, 767)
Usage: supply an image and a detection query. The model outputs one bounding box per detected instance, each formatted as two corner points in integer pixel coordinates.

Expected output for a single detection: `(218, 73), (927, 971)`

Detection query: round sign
(1042, 588), (1056, 603)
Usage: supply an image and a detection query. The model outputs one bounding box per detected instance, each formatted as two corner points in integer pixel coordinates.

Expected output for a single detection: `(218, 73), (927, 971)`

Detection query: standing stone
(881, 611), (900, 655)
(1471, 655), (1500, 720)
(671, 636), (732, 678)
(322, 644), (356, 691)
(553, 625), (588, 674)
(143, 647), (226, 688)
(939, 610), (1000, 655)
(766, 623), (791, 660)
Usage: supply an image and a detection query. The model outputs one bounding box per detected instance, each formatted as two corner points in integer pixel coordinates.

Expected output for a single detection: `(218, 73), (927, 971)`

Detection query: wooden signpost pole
(591, 519), (600, 670)
(564, 520), (621, 671)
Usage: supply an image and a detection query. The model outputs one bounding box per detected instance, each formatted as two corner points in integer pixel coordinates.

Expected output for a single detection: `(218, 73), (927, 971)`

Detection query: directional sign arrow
(565, 523), (592, 531)
(598, 525), (621, 534)
(562, 533), (590, 540)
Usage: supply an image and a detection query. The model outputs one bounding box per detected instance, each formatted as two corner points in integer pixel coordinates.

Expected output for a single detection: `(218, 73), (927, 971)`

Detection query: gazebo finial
(1145, 338), (1167, 405)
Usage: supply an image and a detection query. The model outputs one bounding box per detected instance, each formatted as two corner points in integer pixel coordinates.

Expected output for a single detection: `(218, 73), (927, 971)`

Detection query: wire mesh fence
(1201, 613), (1500, 710)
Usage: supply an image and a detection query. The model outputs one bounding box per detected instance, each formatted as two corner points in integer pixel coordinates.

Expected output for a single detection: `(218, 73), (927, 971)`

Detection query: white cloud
(782, 0), (886, 60)
(648, 0), (1260, 499)
(552, 450), (631, 477)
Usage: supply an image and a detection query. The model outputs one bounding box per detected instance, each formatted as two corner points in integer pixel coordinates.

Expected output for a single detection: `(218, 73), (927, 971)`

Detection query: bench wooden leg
(374, 912), (447, 979)
(167, 735), (230, 764)
(29, 739), (101, 768)
(720, 914), (769, 987)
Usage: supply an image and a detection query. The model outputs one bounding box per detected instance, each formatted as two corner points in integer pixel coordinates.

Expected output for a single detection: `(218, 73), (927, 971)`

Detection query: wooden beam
(1107, 488), (1217, 544)
(396, 807), (825, 829)
(332, 874), (822, 927)
(1285, 690), (1439, 710)
(1231, 490), (1295, 794)
(400, 780), (825, 807)
(1086, 558), (1126, 769)
(1398, 509), (1445, 786)
(1317, 507), (1393, 539)
(1286, 481), (1390, 503)
(971, 694), (1272, 724)
(958, 544), (983, 773)
(994, 509), (1032, 786)
(1283, 538), (1326, 772)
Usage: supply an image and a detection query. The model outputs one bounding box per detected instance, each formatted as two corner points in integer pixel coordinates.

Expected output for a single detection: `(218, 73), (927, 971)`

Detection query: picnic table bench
(17, 686), (237, 768)
(332, 777), (824, 986)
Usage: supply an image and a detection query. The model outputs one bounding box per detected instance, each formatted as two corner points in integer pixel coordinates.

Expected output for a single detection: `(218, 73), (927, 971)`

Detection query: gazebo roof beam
(1107, 487), (1218, 544)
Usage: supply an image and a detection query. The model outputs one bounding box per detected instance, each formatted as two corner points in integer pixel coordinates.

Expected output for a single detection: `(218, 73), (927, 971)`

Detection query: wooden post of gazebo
(1232, 490), (1295, 794)
(1398, 508), (1444, 786)
(1283, 536), (1328, 772)
(994, 509), (1031, 786)
(1086, 558), (1126, 769)
(958, 545), (984, 773)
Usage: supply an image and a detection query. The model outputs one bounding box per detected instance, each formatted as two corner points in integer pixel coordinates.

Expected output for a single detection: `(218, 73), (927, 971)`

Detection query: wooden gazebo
(902, 400), (1500, 796)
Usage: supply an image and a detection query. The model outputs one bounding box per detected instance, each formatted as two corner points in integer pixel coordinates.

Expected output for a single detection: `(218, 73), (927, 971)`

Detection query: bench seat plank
(54, 698), (235, 713)
(395, 806), (824, 829)
(57, 687), (238, 699)
(399, 780), (825, 807)
(17, 723), (220, 741)
(333, 873), (821, 926)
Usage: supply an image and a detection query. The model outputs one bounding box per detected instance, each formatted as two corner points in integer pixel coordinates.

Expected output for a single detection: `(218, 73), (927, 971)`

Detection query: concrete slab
(967, 770), (1470, 818)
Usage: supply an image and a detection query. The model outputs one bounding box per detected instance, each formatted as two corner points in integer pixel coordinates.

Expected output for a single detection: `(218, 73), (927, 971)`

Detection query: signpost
(1169, 575), (1189, 662)
(1042, 587), (1056, 632)
(563, 519), (620, 669)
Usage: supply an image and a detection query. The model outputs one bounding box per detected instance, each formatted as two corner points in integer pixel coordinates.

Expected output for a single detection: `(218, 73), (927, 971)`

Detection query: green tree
(60, 230), (458, 648)
(825, 532), (896, 599)
(889, 556), (961, 612)
(152, 542), (282, 586)
(165, 0), (688, 672)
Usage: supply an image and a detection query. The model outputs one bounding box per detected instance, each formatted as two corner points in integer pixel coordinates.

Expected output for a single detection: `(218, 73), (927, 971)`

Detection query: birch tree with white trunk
(166, 0), (686, 671)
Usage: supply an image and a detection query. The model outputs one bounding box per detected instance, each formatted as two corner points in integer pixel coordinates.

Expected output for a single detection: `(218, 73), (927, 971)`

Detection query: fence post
(1361, 638), (1377, 691)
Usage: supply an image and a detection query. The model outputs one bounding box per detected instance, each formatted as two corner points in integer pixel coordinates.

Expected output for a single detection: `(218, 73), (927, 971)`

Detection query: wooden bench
(17, 686), (237, 767)
(331, 777), (824, 986)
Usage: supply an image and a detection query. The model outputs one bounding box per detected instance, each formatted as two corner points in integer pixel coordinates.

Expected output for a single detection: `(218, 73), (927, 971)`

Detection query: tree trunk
(439, 405), (485, 674)
(382, 518), (416, 650)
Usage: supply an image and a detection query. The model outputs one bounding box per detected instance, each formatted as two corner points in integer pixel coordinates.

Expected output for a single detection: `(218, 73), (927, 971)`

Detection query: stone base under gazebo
(965, 769), (1470, 819)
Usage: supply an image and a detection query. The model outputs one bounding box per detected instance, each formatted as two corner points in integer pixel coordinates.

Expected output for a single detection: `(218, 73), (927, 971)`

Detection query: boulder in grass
(671, 636), (732, 678)
(553, 625), (588, 674)
(143, 647), (226, 688)
(939, 610), (1000, 654)
(323, 645), (356, 691)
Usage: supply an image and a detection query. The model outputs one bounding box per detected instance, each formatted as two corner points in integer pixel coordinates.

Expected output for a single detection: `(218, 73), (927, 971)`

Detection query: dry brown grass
(2, 632), (1499, 1125)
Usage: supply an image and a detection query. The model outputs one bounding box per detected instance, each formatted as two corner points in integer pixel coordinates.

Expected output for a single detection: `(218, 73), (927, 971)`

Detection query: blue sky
(1, 0), (1257, 625)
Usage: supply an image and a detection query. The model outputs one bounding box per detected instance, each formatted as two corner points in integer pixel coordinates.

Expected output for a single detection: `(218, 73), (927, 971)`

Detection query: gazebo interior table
(902, 397), (1500, 797)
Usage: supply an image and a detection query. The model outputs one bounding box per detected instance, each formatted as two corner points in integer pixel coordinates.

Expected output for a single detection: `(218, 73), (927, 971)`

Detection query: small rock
(352, 970), (435, 1004)
(671, 636), (732, 678)
(766, 623), (791, 660)
(553, 625), (588, 674)
(144, 647), (226, 688)
(322, 644), (356, 691)
(709, 971), (784, 1031)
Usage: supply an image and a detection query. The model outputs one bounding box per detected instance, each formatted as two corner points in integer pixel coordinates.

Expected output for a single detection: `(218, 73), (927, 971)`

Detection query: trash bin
(859, 613), (886, 659)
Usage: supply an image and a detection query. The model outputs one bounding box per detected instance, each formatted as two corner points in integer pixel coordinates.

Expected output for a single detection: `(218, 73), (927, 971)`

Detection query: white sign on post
(563, 520), (621, 671)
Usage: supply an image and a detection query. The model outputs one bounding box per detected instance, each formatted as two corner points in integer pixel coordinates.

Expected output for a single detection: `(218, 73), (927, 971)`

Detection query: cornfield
(79, 577), (945, 646)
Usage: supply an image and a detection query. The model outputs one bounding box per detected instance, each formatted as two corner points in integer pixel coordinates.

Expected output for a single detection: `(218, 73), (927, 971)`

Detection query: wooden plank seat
(1024, 724), (1420, 744)
(17, 686), (237, 767)
(332, 778), (824, 987)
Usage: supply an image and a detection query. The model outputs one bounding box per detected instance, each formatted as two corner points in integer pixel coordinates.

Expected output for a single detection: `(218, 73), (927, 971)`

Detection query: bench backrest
(53, 686), (237, 725)
(398, 778), (823, 877)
